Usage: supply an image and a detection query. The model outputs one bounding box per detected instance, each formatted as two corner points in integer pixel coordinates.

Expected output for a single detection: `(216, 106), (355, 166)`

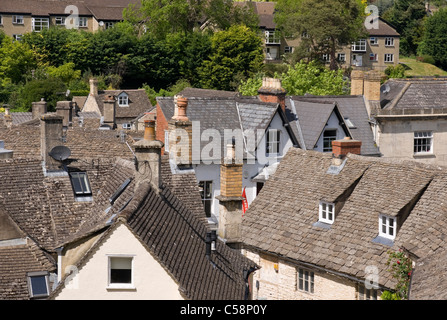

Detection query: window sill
(74, 196), (93, 202)
(413, 153), (435, 159)
(106, 284), (136, 291)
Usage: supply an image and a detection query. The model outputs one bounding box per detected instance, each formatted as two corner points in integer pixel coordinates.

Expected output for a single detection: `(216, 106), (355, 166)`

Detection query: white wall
(313, 111), (348, 153)
(54, 223), (183, 300)
(194, 112), (294, 221)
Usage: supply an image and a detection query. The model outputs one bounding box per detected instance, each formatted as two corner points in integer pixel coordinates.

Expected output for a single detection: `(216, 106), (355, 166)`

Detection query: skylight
(344, 117), (356, 129)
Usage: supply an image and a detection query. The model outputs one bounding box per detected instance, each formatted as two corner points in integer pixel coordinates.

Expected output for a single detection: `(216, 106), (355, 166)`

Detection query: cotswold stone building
(0, 0), (139, 39)
(241, 141), (447, 300)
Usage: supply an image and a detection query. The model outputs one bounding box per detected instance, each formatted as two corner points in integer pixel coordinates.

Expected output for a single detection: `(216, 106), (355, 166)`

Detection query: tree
(198, 25), (264, 91)
(382, 0), (427, 56)
(274, 0), (367, 70)
(418, 7), (447, 69)
(239, 61), (348, 96)
(123, 0), (258, 39)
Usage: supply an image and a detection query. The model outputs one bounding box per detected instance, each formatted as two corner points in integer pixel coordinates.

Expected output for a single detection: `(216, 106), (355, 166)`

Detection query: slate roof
(380, 78), (447, 111)
(287, 95), (380, 156)
(157, 95), (298, 161)
(0, 112), (33, 126)
(242, 147), (447, 292)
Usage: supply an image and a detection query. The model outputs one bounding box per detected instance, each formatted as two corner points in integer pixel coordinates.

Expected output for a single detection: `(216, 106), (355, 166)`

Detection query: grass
(399, 56), (447, 77)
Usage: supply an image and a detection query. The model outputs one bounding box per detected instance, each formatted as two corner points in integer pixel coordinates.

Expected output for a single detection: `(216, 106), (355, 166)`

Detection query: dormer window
(118, 93), (129, 107)
(319, 201), (335, 224)
(379, 214), (396, 240)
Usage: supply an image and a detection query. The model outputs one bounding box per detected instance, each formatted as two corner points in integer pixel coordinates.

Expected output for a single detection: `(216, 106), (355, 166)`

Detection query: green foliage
(384, 64), (406, 78)
(381, 290), (401, 300)
(198, 25), (264, 91)
(239, 61), (348, 96)
(0, 36), (38, 86)
(274, 0), (367, 70)
(142, 79), (191, 106)
(382, 0), (427, 56)
(12, 77), (67, 112)
(418, 8), (447, 70)
(46, 62), (81, 85)
(385, 249), (413, 300)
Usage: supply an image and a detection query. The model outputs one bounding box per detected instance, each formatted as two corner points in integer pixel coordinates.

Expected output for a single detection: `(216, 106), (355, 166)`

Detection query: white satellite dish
(381, 84), (390, 94)
(99, 21), (105, 27)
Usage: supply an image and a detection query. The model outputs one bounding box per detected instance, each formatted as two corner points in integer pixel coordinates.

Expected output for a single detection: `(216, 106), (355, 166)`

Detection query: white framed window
(118, 93), (129, 106)
(384, 53), (394, 63)
(12, 34), (22, 41)
(122, 123), (131, 130)
(379, 214), (396, 240)
(105, 22), (115, 29)
(370, 37), (378, 45)
(319, 201), (335, 224)
(385, 37), (394, 46)
(199, 181), (213, 218)
(297, 268), (314, 293)
(13, 15), (24, 24)
(266, 129), (280, 156)
(55, 17), (66, 26)
(107, 255), (134, 289)
(323, 129), (337, 152)
(337, 53), (346, 62)
(265, 30), (280, 44)
(414, 131), (433, 154)
(351, 39), (366, 52)
(27, 271), (50, 299)
(370, 53), (378, 61)
(77, 17), (88, 28)
(322, 53), (330, 62)
(69, 172), (92, 197)
(32, 17), (49, 32)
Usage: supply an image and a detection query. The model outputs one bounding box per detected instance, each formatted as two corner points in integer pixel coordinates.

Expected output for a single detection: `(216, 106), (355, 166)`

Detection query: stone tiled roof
(122, 183), (258, 300)
(0, 239), (56, 300)
(242, 147), (446, 291)
(367, 18), (400, 37)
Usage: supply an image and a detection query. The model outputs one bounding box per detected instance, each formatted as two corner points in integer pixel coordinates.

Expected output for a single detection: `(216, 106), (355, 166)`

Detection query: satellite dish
(49, 145), (71, 161)
(99, 21), (104, 27)
(381, 84), (390, 94)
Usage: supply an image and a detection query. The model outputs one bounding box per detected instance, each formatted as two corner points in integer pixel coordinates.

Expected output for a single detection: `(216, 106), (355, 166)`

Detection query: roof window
(69, 172), (92, 199)
(27, 271), (50, 299)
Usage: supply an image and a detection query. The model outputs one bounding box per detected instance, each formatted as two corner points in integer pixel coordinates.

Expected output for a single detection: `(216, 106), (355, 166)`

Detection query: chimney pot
(175, 96), (189, 121)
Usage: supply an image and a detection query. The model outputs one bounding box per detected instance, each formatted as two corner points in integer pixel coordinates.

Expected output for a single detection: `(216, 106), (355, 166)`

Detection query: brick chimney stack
(168, 95), (192, 166)
(41, 114), (64, 172)
(56, 101), (74, 128)
(350, 70), (364, 96)
(3, 107), (12, 128)
(331, 137), (362, 165)
(102, 95), (116, 129)
(32, 99), (47, 120)
(89, 78), (98, 97)
(216, 140), (244, 247)
(258, 77), (287, 112)
(133, 120), (164, 191)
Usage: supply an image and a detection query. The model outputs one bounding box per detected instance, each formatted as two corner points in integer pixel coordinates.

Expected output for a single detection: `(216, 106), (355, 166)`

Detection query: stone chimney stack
(364, 70), (382, 102)
(56, 101), (73, 128)
(216, 140), (244, 248)
(168, 95), (192, 166)
(258, 77), (287, 112)
(3, 107), (12, 128)
(103, 95), (116, 129)
(40, 114), (64, 172)
(32, 99), (47, 120)
(350, 70), (364, 96)
(331, 137), (362, 166)
(89, 78), (98, 97)
(133, 120), (164, 191)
